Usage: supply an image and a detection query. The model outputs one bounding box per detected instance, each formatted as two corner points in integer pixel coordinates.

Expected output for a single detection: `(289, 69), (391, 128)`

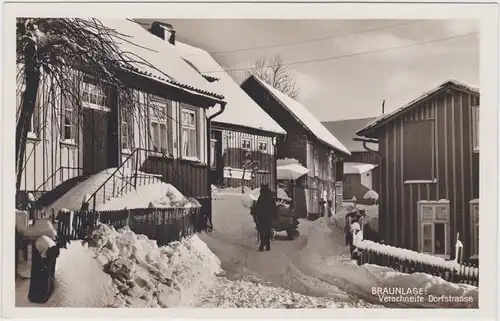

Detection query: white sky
(137, 19), (479, 122)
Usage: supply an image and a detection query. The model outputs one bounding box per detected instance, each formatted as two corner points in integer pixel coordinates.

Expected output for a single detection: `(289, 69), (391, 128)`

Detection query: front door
(83, 108), (109, 176)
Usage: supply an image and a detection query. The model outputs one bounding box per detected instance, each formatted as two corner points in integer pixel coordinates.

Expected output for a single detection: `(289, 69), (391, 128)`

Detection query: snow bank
(48, 168), (172, 212)
(49, 168), (123, 212)
(96, 182), (200, 211)
(364, 264), (478, 308)
(363, 190), (379, 200)
(16, 241), (117, 307)
(200, 277), (344, 308)
(86, 224), (221, 307)
(218, 186), (253, 194)
(354, 239), (477, 275)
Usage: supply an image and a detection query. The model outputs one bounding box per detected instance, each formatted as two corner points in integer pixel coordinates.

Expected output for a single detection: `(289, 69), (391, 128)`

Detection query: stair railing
(85, 148), (140, 211)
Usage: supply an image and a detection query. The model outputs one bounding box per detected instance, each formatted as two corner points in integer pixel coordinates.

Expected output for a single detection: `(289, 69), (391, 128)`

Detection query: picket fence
(52, 206), (203, 248)
(355, 246), (479, 287)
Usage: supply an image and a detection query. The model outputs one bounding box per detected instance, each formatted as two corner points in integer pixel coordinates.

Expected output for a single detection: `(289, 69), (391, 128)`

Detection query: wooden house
(17, 19), (226, 222)
(241, 75), (351, 219)
(169, 41), (286, 192)
(322, 117), (381, 199)
(356, 80), (479, 260)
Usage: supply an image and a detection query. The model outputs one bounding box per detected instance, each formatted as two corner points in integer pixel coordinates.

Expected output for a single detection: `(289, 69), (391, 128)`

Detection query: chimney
(149, 21), (176, 45)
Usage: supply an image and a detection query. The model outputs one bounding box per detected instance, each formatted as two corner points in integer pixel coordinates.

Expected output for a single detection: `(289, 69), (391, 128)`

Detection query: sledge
(249, 191), (300, 240)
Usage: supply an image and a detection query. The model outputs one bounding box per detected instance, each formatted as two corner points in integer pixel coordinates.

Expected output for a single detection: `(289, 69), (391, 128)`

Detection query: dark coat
(254, 188), (276, 228)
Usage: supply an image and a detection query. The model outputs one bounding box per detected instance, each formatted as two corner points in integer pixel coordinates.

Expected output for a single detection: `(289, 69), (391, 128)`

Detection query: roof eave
(356, 81), (479, 137)
(248, 76), (351, 156)
(125, 68), (226, 106)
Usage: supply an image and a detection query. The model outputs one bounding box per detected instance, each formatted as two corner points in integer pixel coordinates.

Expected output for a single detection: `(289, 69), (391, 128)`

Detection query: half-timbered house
(356, 80), (479, 260)
(241, 75), (351, 219)
(156, 38), (286, 192)
(17, 19), (226, 222)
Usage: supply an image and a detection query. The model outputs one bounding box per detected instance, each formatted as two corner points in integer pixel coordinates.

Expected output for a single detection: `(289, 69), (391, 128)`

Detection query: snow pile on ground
(85, 224), (221, 307)
(96, 183), (200, 211)
(363, 264), (478, 308)
(354, 239), (471, 273)
(199, 277), (347, 308)
(16, 241), (117, 307)
(363, 190), (379, 200)
(49, 168), (165, 212)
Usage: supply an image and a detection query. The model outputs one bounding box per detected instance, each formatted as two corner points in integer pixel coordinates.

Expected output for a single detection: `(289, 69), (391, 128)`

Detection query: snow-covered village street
(15, 188), (478, 309)
(11, 17), (484, 313)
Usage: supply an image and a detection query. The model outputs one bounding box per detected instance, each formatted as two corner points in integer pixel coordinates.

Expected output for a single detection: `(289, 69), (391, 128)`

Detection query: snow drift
(96, 182), (200, 211)
(363, 264), (478, 308)
(85, 224), (221, 307)
(16, 224), (222, 308)
(16, 241), (117, 307)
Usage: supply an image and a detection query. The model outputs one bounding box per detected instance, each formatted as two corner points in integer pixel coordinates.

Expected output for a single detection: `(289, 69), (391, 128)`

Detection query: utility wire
(209, 20), (424, 55)
(201, 31), (478, 74)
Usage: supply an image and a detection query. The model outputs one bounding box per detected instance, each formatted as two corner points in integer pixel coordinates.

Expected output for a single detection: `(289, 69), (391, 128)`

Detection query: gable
(357, 80), (479, 138)
(242, 75), (351, 156)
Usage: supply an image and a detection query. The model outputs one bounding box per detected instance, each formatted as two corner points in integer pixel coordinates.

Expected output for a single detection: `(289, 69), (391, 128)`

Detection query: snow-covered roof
(171, 42), (285, 134)
(95, 19), (224, 101)
(344, 162), (377, 175)
(246, 76), (351, 155)
(322, 117), (379, 152)
(357, 80), (479, 138)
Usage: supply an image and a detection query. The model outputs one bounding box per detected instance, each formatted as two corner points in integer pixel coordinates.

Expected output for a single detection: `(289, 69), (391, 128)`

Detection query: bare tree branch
(245, 55), (300, 99)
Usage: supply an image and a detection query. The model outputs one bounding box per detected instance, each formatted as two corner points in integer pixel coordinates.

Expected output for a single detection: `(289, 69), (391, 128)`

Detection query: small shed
(343, 162), (378, 199)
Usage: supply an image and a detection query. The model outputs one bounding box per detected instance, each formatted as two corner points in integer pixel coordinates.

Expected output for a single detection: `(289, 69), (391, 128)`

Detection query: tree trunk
(16, 56), (41, 191)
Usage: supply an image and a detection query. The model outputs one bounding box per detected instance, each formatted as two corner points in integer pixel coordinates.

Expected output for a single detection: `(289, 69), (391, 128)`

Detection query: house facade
(17, 19), (226, 222)
(322, 117), (381, 199)
(241, 75), (351, 219)
(167, 40), (286, 192)
(356, 80), (479, 260)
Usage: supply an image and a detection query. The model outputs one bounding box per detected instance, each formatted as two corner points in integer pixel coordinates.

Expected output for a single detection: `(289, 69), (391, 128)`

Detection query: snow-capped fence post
(454, 232), (464, 264)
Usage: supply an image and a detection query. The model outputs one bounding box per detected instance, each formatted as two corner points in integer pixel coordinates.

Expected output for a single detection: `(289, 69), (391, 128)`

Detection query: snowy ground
(15, 190), (477, 308)
(199, 191), (478, 308)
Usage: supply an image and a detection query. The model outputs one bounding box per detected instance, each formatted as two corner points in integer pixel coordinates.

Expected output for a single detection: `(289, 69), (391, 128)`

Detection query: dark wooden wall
(345, 151), (380, 165)
(343, 174), (371, 199)
(141, 157), (209, 199)
(210, 125), (278, 191)
(378, 87), (479, 258)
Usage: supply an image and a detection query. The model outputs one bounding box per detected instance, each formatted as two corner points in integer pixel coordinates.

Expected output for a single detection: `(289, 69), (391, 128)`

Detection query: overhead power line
(201, 31), (478, 74)
(209, 20), (424, 55)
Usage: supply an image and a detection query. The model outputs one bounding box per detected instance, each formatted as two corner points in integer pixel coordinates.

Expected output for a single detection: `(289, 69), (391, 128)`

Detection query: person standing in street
(254, 184), (276, 252)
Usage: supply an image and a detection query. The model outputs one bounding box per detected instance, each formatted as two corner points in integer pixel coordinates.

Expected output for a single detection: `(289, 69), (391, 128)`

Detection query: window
(181, 107), (198, 158)
(150, 99), (171, 154)
(313, 150), (320, 177)
(61, 92), (76, 141)
(258, 141), (268, 153)
(241, 138), (252, 151)
(403, 120), (435, 181)
(82, 82), (109, 110)
(121, 103), (134, 151)
(418, 201), (450, 257)
(472, 106), (479, 152)
(327, 154), (333, 180)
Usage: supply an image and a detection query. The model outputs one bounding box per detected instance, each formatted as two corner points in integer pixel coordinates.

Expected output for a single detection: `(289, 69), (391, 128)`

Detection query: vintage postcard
(1, 1), (498, 320)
